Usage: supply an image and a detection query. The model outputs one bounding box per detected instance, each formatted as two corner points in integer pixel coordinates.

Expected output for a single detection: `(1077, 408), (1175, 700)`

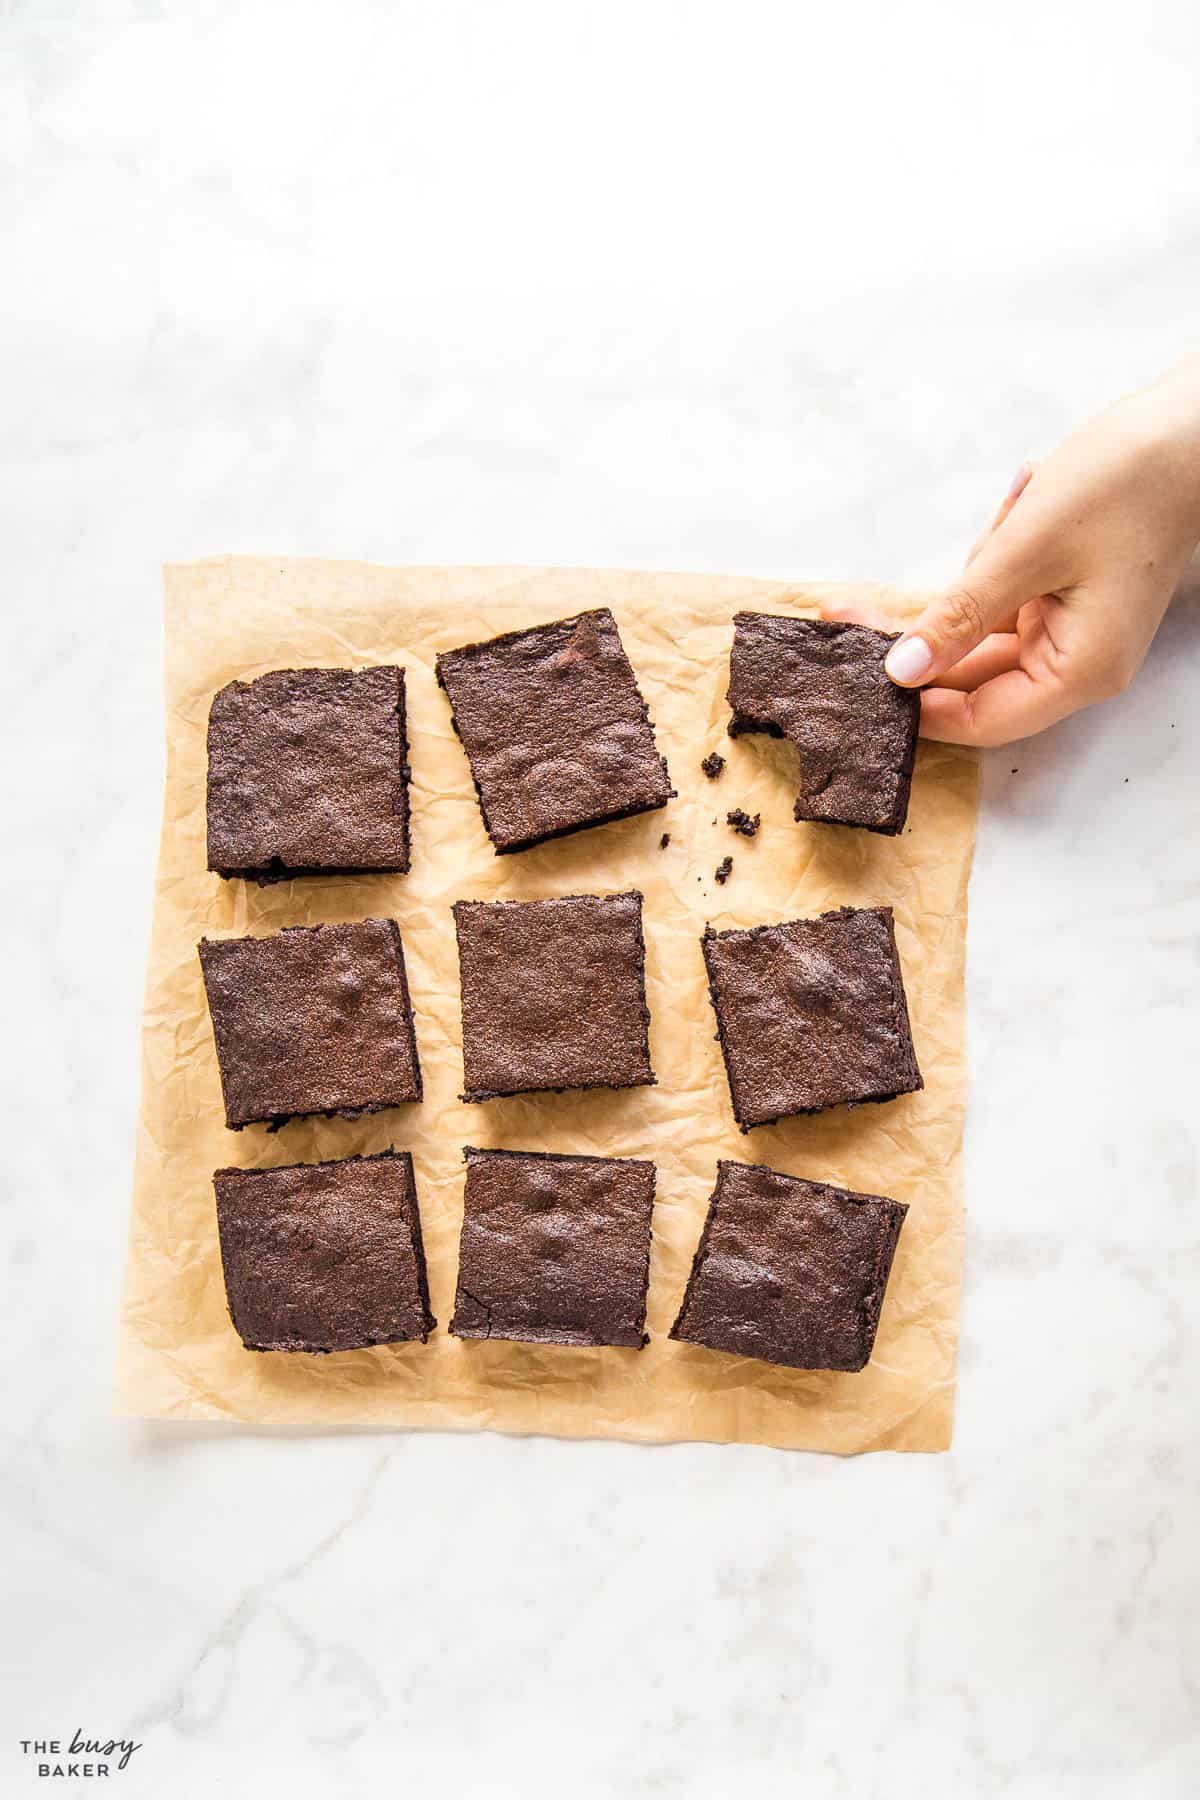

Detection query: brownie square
(198, 918), (422, 1129)
(207, 666), (410, 882)
(669, 1160), (907, 1372)
(214, 1150), (435, 1352)
(727, 614), (919, 835)
(449, 1148), (656, 1347)
(702, 905), (922, 1129)
(453, 890), (655, 1101)
(436, 609), (673, 853)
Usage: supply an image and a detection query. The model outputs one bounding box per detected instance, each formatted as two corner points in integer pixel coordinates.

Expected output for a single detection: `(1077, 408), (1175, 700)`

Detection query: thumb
(884, 529), (1046, 687)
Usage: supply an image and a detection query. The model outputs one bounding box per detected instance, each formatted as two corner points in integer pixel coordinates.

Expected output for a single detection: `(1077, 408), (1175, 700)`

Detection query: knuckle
(955, 689), (998, 748)
(939, 586), (990, 647)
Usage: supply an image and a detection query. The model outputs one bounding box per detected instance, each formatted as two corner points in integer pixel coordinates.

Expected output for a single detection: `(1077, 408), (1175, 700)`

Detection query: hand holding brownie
(826, 354), (1200, 746)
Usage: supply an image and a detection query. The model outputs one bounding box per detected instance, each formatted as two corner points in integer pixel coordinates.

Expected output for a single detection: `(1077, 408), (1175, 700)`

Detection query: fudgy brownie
(207, 666), (410, 882)
(214, 1150), (435, 1352)
(669, 1159), (907, 1371)
(449, 1147), (656, 1347)
(453, 890), (655, 1101)
(702, 905), (922, 1129)
(436, 609), (673, 853)
(727, 614), (919, 834)
(198, 919), (422, 1129)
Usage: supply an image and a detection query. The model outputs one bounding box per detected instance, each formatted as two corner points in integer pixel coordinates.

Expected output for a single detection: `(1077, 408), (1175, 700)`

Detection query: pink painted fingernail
(885, 635), (934, 685)
(1005, 461), (1032, 503)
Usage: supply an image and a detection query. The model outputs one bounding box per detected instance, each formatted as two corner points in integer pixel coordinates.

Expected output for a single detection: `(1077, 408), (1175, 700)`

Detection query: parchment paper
(115, 558), (977, 1453)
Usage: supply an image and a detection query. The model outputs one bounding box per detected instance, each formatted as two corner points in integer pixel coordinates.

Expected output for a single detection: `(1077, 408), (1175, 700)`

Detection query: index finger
(819, 595), (909, 632)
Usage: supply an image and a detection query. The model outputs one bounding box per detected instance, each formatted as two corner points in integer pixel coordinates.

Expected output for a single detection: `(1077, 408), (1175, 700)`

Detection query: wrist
(1149, 356), (1200, 456)
(1131, 366), (1200, 541)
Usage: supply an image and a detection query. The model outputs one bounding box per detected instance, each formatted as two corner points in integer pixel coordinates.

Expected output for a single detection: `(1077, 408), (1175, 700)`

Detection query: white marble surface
(3, 3), (1199, 1795)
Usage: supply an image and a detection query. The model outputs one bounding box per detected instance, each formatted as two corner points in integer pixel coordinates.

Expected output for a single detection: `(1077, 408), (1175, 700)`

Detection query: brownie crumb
(659, 832), (671, 849)
(701, 752), (726, 780)
(726, 808), (760, 838)
(715, 856), (733, 884)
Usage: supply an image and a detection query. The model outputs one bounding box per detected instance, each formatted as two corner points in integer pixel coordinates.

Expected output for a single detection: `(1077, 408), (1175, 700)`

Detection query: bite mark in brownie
(214, 1150), (435, 1352)
(198, 918), (422, 1130)
(727, 614), (919, 834)
(669, 1159), (907, 1371)
(450, 1147), (656, 1347)
(435, 609), (673, 854)
(453, 891), (655, 1101)
(702, 905), (922, 1129)
(206, 666), (410, 882)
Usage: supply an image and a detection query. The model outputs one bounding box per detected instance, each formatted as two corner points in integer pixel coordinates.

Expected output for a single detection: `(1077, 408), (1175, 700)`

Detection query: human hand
(824, 356), (1200, 745)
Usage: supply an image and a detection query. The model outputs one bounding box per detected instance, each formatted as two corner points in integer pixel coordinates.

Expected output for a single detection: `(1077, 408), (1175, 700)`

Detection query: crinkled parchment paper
(115, 558), (977, 1453)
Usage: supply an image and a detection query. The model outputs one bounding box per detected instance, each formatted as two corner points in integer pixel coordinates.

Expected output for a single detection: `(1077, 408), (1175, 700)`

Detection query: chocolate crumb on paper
(726, 809), (760, 838)
(700, 752), (725, 780)
(715, 856), (733, 885)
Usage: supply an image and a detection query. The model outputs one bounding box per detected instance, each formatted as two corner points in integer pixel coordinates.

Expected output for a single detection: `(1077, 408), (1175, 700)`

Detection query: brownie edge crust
(669, 1160), (908, 1372)
(214, 1150), (435, 1353)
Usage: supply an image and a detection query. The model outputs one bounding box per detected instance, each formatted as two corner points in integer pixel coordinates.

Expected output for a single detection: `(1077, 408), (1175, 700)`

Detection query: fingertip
(818, 595), (894, 631)
(1003, 460), (1034, 505)
(917, 687), (978, 744)
(884, 634), (934, 686)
